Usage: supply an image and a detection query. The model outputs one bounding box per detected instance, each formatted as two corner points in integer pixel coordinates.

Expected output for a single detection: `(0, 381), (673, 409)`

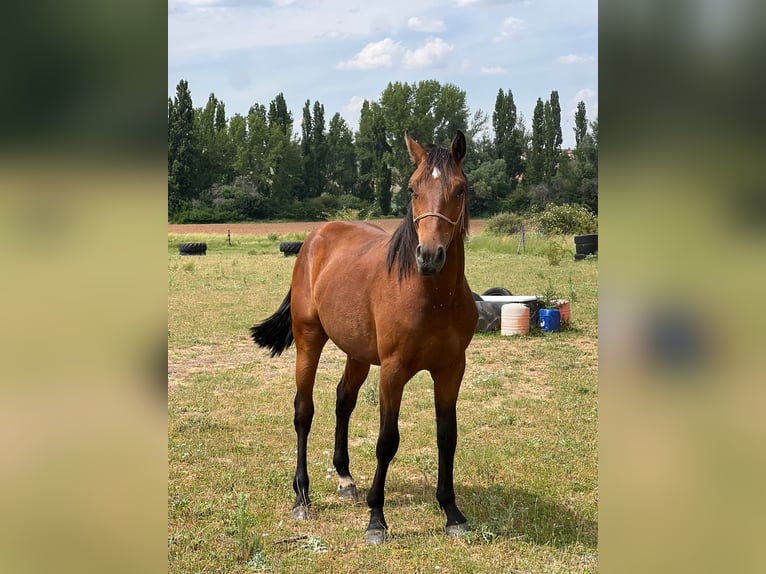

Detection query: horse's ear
(405, 130), (426, 165)
(451, 130), (466, 165)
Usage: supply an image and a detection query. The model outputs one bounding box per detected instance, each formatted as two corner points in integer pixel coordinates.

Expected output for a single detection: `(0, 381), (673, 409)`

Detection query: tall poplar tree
(268, 93), (292, 137)
(574, 101), (588, 148)
(544, 90), (563, 181)
(300, 100), (313, 199)
(492, 88), (525, 187)
(326, 113), (357, 195)
(311, 100), (326, 197)
(355, 100), (376, 204)
(527, 98), (546, 185)
(356, 101), (392, 214)
(168, 79), (199, 218)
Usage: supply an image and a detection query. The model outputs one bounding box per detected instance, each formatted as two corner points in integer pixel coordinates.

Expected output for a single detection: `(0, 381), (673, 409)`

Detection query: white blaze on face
(431, 166), (441, 179)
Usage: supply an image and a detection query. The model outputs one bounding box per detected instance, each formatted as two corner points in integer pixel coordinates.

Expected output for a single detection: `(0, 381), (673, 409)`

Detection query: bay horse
(251, 130), (478, 544)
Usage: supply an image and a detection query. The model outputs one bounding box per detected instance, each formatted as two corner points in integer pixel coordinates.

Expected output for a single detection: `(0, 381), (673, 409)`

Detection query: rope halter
(412, 198), (465, 228)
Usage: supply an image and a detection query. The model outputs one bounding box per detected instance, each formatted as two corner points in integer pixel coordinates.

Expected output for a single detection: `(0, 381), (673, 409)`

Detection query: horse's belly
(321, 312), (381, 365)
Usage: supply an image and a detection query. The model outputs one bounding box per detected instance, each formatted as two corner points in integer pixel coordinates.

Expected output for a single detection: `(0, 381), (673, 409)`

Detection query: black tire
(179, 242), (207, 255)
(482, 287), (513, 297)
(574, 234), (598, 245)
(574, 253), (588, 261)
(471, 292), (483, 301)
(279, 241), (303, 256)
(575, 241), (597, 255)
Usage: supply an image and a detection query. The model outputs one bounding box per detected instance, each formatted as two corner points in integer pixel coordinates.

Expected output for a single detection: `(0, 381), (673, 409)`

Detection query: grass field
(168, 226), (598, 573)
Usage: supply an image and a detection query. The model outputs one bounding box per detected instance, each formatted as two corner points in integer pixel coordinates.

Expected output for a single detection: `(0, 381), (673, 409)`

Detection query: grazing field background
(168, 220), (598, 573)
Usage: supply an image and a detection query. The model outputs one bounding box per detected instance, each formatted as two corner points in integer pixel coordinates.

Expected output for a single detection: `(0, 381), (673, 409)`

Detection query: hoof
(292, 505), (310, 520)
(365, 528), (388, 545)
(445, 522), (470, 538)
(337, 483), (358, 501)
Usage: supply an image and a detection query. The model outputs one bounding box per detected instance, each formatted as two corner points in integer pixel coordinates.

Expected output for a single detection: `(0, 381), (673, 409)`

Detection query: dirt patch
(168, 219), (487, 236)
(168, 340), (258, 388)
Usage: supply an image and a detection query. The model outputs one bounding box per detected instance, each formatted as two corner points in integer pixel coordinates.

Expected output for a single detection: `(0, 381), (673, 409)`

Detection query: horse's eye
(455, 187), (464, 198)
(408, 186), (418, 198)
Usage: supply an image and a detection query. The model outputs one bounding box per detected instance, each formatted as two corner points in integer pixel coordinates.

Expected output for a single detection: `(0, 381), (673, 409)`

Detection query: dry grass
(168, 228), (598, 573)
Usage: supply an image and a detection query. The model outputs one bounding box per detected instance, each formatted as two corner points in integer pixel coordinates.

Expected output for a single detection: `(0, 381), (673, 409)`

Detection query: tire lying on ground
(179, 242), (207, 255)
(573, 234), (598, 256)
(279, 241), (303, 256)
(482, 287), (513, 297)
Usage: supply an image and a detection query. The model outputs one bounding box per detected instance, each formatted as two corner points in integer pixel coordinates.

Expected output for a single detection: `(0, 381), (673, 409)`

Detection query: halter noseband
(412, 199), (465, 227)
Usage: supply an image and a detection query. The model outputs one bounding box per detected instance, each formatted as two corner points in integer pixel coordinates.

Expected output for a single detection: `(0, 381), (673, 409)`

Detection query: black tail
(250, 289), (294, 357)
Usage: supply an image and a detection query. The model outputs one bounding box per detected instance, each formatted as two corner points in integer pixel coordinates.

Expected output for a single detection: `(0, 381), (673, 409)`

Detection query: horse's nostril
(416, 245), (423, 260)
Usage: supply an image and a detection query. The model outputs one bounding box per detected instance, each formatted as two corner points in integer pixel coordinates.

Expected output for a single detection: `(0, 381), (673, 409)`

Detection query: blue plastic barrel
(539, 308), (561, 332)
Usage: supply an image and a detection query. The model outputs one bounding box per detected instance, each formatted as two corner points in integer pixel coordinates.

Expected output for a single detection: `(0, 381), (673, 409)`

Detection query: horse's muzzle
(416, 244), (446, 275)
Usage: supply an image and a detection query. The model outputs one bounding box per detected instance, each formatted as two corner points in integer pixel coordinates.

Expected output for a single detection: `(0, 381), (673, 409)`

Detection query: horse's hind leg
(333, 357), (370, 500)
(291, 331), (328, 520)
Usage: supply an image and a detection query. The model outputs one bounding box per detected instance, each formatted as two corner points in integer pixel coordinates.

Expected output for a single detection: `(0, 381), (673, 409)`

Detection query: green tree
(195, 93), (230, 191)
(245, 104), (270, 189)
(466, 158), (508, 215)
(300, 100), (329, 199)
(266, 124), (302, 216)
(268, 93), (293, 138)
(355, 100), (376, 204)
(574, 101), (587, 148)
(527, 98), (546, 186)
(326, 113), (357, 196)
(228, 113), (248, 176)
(492, 88), (525, 192)
(356, 101), (392, 214)
(544, 90), (563, 182)
(311, 100), (327, 198)
(300, 100), (313, 199)
(378, 80), (469, 207)
(168, 79), (199, 218)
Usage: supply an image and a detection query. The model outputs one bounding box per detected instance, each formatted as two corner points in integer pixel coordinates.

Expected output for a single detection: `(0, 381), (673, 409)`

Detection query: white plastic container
(501, 303), (529, 336)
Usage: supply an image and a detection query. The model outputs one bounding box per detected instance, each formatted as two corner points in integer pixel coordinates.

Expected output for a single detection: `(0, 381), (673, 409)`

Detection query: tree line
(168, 79), (597, 223)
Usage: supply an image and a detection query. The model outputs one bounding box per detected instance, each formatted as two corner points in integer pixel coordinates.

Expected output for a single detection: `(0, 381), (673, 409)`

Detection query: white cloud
(456, 0), (532, 5)
(407, 16), (445, 33)
(480, 66), (508, 75)
(402, 38), (454, 69)
(343, 95), (366, 116)
(575, 88), (596, 103)
(336, 38), (403, 70)
(338, 37), (454, 70)
(558, 54), (594, 65)
(570, 88), (598, 120)
(493, 17), (525, 42)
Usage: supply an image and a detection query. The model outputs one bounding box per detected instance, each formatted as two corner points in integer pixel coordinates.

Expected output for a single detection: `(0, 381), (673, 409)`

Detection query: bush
(484, 212), (525, 235)
(172, 206), (241, 223)
(540, 241), (569, 266)
(534, 203), (597, 235)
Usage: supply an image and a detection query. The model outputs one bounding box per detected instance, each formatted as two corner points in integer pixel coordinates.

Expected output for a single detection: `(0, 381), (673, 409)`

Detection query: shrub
(540, 241), (569, 266)
(484, 212), (525, 235)
(534, 203), (597, 235)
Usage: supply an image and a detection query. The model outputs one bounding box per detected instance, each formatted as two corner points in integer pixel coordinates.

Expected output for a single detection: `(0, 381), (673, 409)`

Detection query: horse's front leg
(333, 357), (370, 500)
(365, 362), (408, 544)
(431, 358), (470, 537)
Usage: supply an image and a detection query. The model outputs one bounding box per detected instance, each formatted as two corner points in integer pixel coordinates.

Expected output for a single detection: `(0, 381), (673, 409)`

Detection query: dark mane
(386, 202), (419, 280)
(386, 145), (470, 280)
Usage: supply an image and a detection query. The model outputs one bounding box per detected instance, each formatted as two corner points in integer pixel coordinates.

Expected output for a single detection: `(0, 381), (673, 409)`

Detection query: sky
(168, 0), (597, 149)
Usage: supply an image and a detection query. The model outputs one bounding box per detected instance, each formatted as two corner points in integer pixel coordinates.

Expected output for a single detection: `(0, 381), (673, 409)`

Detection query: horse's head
(405, 130), (468, 276)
